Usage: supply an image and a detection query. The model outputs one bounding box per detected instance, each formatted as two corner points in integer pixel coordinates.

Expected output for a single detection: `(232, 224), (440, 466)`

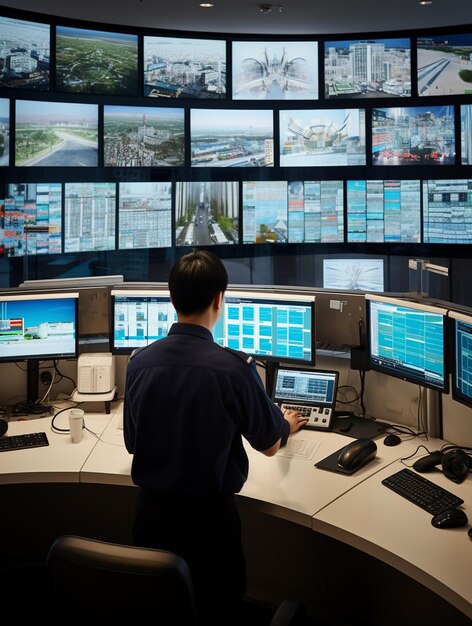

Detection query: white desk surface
(312, 454), (472, 619)
(239, 428), (420, 527)
(0, 404), (117, 485)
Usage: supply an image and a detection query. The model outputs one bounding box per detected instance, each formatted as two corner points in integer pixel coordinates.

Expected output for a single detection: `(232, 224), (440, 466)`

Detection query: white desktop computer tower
(77, 353), (115, 394)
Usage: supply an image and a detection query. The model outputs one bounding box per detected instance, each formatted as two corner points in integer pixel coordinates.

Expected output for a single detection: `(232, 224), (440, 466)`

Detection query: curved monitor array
(1, 13), (472, 260)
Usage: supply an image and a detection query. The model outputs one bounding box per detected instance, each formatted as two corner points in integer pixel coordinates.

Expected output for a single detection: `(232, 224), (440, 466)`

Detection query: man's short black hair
(169, 250), (228, 315)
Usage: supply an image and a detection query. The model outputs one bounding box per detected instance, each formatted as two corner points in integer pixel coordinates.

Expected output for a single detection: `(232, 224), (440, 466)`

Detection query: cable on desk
(400, 444), (439, 466)
(53, 360), (77, 392)
(51, 403), (82, 434)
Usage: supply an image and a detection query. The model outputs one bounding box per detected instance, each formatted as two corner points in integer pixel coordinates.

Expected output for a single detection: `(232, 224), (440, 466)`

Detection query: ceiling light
(199, 3), (214, 7)
(418, 0), (432, 4)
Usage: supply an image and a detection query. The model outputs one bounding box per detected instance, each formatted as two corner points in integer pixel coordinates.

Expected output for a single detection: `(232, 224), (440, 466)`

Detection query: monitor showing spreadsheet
(449, 309), (472, 409)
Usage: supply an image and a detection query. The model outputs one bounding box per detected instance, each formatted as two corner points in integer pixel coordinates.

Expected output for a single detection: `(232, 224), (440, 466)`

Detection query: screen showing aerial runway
(417, 33), (472, 96)
(232, 40), (318, 100)
(15, 100), (98, 167)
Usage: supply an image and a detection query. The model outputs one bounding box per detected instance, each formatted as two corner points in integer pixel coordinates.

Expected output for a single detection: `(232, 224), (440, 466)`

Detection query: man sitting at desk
(124, 250), (306, 624)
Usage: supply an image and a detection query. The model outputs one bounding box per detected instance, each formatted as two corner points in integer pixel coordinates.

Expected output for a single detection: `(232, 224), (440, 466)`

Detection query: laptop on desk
(272, 367), (339, 431)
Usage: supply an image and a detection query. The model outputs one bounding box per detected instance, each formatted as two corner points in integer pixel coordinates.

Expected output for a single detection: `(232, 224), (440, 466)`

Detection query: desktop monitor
(111, 289), (177, 355)
(423, 179), (472, 244)
(366, 294), (448, 392)
(213, 290), (316, 365)
(0, 291), (79, 402)
(448, 309), (472, 410)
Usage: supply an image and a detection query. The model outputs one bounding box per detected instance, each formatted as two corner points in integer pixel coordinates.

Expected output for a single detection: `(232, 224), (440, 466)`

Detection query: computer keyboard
(382, 467), (464, 515)
(0, 432), (49, 452)
(281, 403), (333, 430)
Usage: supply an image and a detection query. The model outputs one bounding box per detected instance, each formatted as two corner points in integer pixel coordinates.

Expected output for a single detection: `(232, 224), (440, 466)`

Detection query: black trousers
(133, 489), (247, 625)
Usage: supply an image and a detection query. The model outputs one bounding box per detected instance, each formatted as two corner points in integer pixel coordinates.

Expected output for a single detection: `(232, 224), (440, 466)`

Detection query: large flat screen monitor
(346, 179), (421, 243)
(323, 258), (385, 291)
(279, 108), (366, 167)
(372, 105), (455, 165)
(0, 97), (10, 166)
(232, 40), (318, 100)
(423, 179), (472, 244)
(366, 294), (448, 392)
(213, 290), (316, 365)
(324, 37), (411, 98)
(175, 181), (239, 246)
(461, 105), (472, 165)
(417, 33), (472, 97)
(119, 182), (172, 249)
(449, 309), (472, 409)
(0, 290), (79, 405)
(111, 289), (177, 355)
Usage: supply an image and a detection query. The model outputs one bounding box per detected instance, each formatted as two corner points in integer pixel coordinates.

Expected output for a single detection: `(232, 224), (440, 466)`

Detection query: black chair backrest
(47, 535), (199, 620)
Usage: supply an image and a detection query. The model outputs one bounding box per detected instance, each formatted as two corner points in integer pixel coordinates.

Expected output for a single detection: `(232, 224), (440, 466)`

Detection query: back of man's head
(169, 250), (228, 315)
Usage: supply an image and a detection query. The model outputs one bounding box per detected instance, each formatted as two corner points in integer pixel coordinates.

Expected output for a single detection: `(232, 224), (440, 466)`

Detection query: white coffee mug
(69, 408), (84, 443)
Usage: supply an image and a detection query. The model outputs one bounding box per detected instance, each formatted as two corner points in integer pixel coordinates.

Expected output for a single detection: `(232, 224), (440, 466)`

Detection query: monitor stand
(26, 360), (40, 405)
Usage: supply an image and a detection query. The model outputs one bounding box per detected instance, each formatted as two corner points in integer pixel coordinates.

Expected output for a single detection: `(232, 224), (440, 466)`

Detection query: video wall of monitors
(2, 7), (472, 288)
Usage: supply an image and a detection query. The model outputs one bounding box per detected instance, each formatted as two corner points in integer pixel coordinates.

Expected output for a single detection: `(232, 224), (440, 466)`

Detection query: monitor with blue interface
(111, 289), (177, 354)
(423, 179), (472, 244)
(366, 294), (448, 392)
(213, 290), (315, 365)
(448, 309), (472, 409)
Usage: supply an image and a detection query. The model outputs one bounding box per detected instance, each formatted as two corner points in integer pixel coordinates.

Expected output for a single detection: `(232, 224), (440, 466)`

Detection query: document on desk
(277, 438), (320, 460)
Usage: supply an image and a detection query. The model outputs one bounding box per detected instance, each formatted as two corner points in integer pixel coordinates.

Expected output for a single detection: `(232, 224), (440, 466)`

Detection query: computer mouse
(431, 508), (468, 529)
(337, 438), (377, 471)
(468, 527), (472, 541)
(383, 434), (401, 447)
(412, 451), (444, 473)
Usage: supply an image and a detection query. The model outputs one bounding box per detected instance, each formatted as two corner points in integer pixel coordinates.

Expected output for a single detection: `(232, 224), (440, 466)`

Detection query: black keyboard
(382, 468), (464, 515)
(0, 432), (49, 452)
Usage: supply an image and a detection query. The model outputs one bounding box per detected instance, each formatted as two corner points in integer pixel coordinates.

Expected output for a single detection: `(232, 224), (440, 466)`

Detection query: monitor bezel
(448, 308), (472, 409)
(365, 293), (449, 393)
(0, 291), (79, 363)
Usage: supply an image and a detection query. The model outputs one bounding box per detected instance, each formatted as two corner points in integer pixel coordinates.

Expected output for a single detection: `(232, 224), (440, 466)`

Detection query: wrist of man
(280, 417), (290, 447)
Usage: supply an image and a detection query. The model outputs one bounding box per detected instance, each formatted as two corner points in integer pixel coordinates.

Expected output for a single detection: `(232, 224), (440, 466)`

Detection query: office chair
(47, 535), (307, 624)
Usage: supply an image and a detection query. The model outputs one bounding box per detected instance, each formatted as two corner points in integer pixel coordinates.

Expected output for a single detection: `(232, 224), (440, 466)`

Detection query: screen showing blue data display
(242, 180), (344, 244)
(0, 292), (78, 361)
(367, 295), (447, 391)
(213, 291), (315, 364)
(111, 290), (177, 353)
(449, 310), (472, 408)
(423, 179), (472, 244)
(347, 179), (421, 243)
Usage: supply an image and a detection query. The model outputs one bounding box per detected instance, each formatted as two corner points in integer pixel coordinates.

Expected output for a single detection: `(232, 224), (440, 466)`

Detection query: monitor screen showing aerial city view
(279, 108), (366, 167)
(143, 35), (226, 99)
(103, 105), (185, 167)
(0, 15), (50, 90)
(324, 38), (411, 98)
(417, 33), (472, 96)
(372, 106), (455, 165)
(15, 100), (98, 167)
(191, 108), (274, 167)
(232, 40), (318, 100)
(175, 181), (239, 246)
(55, 25), (138, 95)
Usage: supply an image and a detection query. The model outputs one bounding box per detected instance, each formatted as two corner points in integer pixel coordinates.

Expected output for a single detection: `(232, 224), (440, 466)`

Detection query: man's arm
(260, 409), (308, 457)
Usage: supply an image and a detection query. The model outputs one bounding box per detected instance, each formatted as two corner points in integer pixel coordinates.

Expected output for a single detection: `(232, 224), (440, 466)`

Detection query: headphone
(0, 419), (8, 437)
(441, 446), (472, 484)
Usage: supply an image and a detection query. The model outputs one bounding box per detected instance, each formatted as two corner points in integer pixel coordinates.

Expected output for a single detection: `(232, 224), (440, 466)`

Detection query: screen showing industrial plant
(232, 40), (318, 100)
(3, 183), (62, 256)
(191, 108), (274, 167)
(175, 181), (239, 246)
(0, 15), (50, 90)
(118, 182), (172, 250)
(103, 104), (185, 167)
(143, 35), (226, 99)
(417, 33), (472, 96)
(372, 105), (455, 165)
(55, 25), (138, 95)
(15, 100), (99, 167)
(324, 37), (411, 98)
(279, 108), (366, 166)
